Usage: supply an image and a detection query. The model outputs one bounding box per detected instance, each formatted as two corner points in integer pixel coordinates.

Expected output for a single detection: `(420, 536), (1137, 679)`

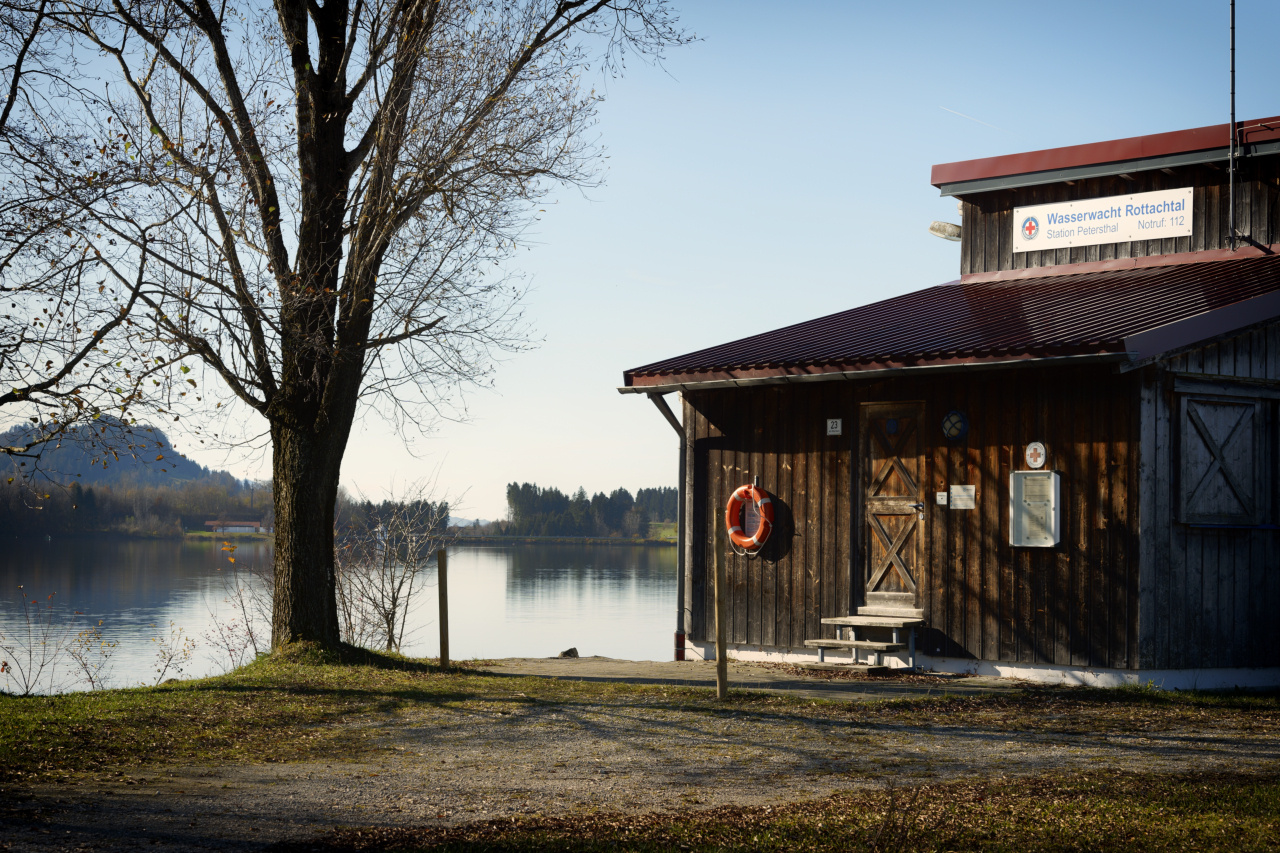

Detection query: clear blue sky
(197, 0), (1280, 519)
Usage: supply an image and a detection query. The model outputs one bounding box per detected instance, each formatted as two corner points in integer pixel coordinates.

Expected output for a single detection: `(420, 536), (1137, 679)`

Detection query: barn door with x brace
(859, 402), (925, 614)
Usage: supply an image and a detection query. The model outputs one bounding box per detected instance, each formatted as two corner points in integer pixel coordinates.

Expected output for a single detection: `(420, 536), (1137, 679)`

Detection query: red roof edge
(931, 116), (1280, 189)
(624, 350), (1123, 388)
(960, 244), (1280, 284)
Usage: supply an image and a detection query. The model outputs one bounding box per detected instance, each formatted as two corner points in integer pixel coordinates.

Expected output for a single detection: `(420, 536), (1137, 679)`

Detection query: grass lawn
(283, 771), (1280, 852)
(3, 646), (1278, 851)
(183, 530), (271, 541)
(645, 521), (677, 540)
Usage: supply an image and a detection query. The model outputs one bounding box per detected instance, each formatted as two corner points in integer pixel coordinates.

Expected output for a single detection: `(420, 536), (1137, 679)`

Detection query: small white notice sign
(1013, 187), (1192, 253)
(949, 485), (976, 510)
(1010, 471), (1061, 547)
(936, 491), (948, 506)
(826, 418), (842, 436)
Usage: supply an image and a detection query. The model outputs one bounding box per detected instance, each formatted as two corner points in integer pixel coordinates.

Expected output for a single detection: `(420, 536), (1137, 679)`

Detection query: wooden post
(437, 548), (450, 670)
(714, 526), (728, 700)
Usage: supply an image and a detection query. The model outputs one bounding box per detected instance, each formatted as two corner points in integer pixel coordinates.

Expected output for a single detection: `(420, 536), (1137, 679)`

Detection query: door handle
(909, 502), (925, 510)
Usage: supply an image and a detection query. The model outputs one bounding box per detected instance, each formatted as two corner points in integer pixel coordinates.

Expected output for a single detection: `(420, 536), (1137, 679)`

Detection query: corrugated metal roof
(623, 253), (1280, 388)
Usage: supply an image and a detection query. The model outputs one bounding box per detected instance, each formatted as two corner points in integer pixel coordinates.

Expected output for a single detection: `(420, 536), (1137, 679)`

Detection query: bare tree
(66, 618), (118, 690)
(204, 554), (273, 671)
(7, 1), (686, 649)
(0, 2), (185, 482)
(0, 587), (71, 695)
(336, 483), (452, 652)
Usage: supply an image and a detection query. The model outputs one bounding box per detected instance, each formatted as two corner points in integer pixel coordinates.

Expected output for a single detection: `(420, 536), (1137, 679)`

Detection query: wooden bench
(804, 639), (907, 652)
(813, 615), (922, 668)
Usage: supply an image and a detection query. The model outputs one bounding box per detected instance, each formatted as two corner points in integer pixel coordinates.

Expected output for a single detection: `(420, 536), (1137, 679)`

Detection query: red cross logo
(1022, 216), (1039, 239)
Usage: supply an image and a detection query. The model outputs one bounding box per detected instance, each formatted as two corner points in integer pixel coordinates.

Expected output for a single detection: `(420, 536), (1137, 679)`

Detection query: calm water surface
(0, 538), (677, 693)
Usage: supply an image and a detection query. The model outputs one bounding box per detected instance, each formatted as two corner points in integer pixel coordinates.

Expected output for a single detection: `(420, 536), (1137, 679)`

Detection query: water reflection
(0, 538), (676, 692)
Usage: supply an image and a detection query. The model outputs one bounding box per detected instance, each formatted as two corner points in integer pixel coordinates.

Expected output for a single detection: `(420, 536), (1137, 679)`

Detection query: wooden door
(860, 402), (925, 613)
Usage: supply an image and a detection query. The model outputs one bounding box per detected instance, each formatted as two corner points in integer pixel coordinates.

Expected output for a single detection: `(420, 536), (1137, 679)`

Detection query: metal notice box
(1010, 470), (1060, 548)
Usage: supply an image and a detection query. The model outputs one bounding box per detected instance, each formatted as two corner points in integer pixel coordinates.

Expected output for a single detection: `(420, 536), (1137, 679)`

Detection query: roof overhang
(931, 116), (1280, 197)
(620, 352), (1129, 395)
(1121, 288), (1280, 370)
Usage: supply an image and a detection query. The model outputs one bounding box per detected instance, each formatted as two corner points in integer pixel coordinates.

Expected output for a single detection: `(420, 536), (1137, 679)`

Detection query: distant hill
(448, 516), (490, 528)
(0, 418), (211, 486)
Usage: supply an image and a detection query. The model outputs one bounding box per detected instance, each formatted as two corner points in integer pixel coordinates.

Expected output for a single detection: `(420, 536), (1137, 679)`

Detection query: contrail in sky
(939, 106), (1005, 132)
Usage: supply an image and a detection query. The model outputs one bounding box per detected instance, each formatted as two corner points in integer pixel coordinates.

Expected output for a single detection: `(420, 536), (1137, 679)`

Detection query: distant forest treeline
(1, 420), (272, 538)
(0, 473), (270, 538)
(494, 483), (676, 538)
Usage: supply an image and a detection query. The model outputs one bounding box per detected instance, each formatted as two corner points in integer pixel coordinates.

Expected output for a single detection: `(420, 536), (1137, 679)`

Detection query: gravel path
(4, 659), (1277, 852)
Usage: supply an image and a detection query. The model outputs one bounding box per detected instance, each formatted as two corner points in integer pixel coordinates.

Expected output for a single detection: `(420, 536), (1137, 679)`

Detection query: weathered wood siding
(683, 363), (1141, 668)
(959, 158), (1280, 275)
(1137, 320), (1280, 669)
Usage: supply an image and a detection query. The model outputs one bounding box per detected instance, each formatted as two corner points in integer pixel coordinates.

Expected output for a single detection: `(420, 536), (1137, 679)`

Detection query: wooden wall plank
(998, 207), (1013, 271)
(791, 390), (810, 646)
(1089, 381), (1109, 667)
(1163, 377), (1184, 671)
(745, 387), (763, 646)
(1137, 375), (1159, 667)
(965, 403), (981, 657)
(687, 399), (705, 642)
(805, 389), (824, 643)
(1111, 377), (1134, 668)
(1048, 381), (1071, 665)
(775, 387), (794, 648)
(1069, 376), (1092, 667)
(1221, 335), (1238, 378)
(760, 386), (778, 648)
(820, 386), (838, 638)
(1213, 530), (1230, 668)
(1270, 323), (1280, 380)
(1186, 528), (1205, 665)
(1267, 529), (1280, 670)
(836, 385), (853, 623)
(1126, 375), (1142, 670)
(981, 381), (1001, 662)
(1233, 529), (1249, 668)
(928, 396), (949, 657)
(998, 380), (1016, 663)
(1192, 181), (1207, 252)
(947, 403), (966, 656)
(1206, 178), (1221, 251)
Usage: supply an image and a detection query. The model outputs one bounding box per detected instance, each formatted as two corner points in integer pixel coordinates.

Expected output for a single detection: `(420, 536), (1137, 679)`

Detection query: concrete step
(804, 639), (907, 652)
(822, 615), (924, 629)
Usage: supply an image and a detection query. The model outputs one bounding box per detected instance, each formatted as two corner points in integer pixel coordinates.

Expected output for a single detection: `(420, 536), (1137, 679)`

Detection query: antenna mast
(1229, 0), (1236, 250)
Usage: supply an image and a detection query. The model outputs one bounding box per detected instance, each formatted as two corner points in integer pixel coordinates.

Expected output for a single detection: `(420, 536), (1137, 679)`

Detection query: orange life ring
(725, 484), (774, 551)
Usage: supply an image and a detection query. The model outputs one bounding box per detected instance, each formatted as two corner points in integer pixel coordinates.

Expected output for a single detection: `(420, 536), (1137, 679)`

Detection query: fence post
(714, 526), (728, 700)
(437, 548), (449, 670)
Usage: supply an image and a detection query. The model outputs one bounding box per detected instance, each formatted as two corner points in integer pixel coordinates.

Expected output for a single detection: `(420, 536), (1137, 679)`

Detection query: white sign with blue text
(1012, 187), (1192, 253)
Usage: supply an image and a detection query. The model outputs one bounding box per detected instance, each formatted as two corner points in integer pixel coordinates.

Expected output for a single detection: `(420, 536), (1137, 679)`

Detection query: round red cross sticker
(1025, 442), (1046, 469)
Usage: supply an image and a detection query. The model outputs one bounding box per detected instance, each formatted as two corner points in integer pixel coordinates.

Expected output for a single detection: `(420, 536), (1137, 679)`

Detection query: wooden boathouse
(623, 117), (1280, 687)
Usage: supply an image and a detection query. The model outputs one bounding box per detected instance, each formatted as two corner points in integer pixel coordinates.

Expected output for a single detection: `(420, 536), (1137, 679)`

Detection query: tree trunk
(271, 423), (345, 647)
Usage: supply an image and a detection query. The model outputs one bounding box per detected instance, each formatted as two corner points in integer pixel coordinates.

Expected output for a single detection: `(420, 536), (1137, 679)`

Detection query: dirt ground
(3, 658), (1278, 852)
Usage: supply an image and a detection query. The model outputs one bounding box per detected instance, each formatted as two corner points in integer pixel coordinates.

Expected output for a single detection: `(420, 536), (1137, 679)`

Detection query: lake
(0, 538), (677, 694)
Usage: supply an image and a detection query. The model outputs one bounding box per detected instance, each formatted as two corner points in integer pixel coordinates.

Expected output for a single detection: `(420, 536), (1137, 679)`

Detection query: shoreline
(450, 534), (676, 546)
(4, 531), (674, 546)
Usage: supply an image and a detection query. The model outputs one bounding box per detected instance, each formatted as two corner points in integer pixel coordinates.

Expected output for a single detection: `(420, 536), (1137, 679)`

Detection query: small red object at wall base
(675, 632), (685, 661)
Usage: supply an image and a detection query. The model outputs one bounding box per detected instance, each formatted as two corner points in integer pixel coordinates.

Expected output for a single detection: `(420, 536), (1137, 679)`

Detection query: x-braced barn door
(859, 402), (925, 614)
